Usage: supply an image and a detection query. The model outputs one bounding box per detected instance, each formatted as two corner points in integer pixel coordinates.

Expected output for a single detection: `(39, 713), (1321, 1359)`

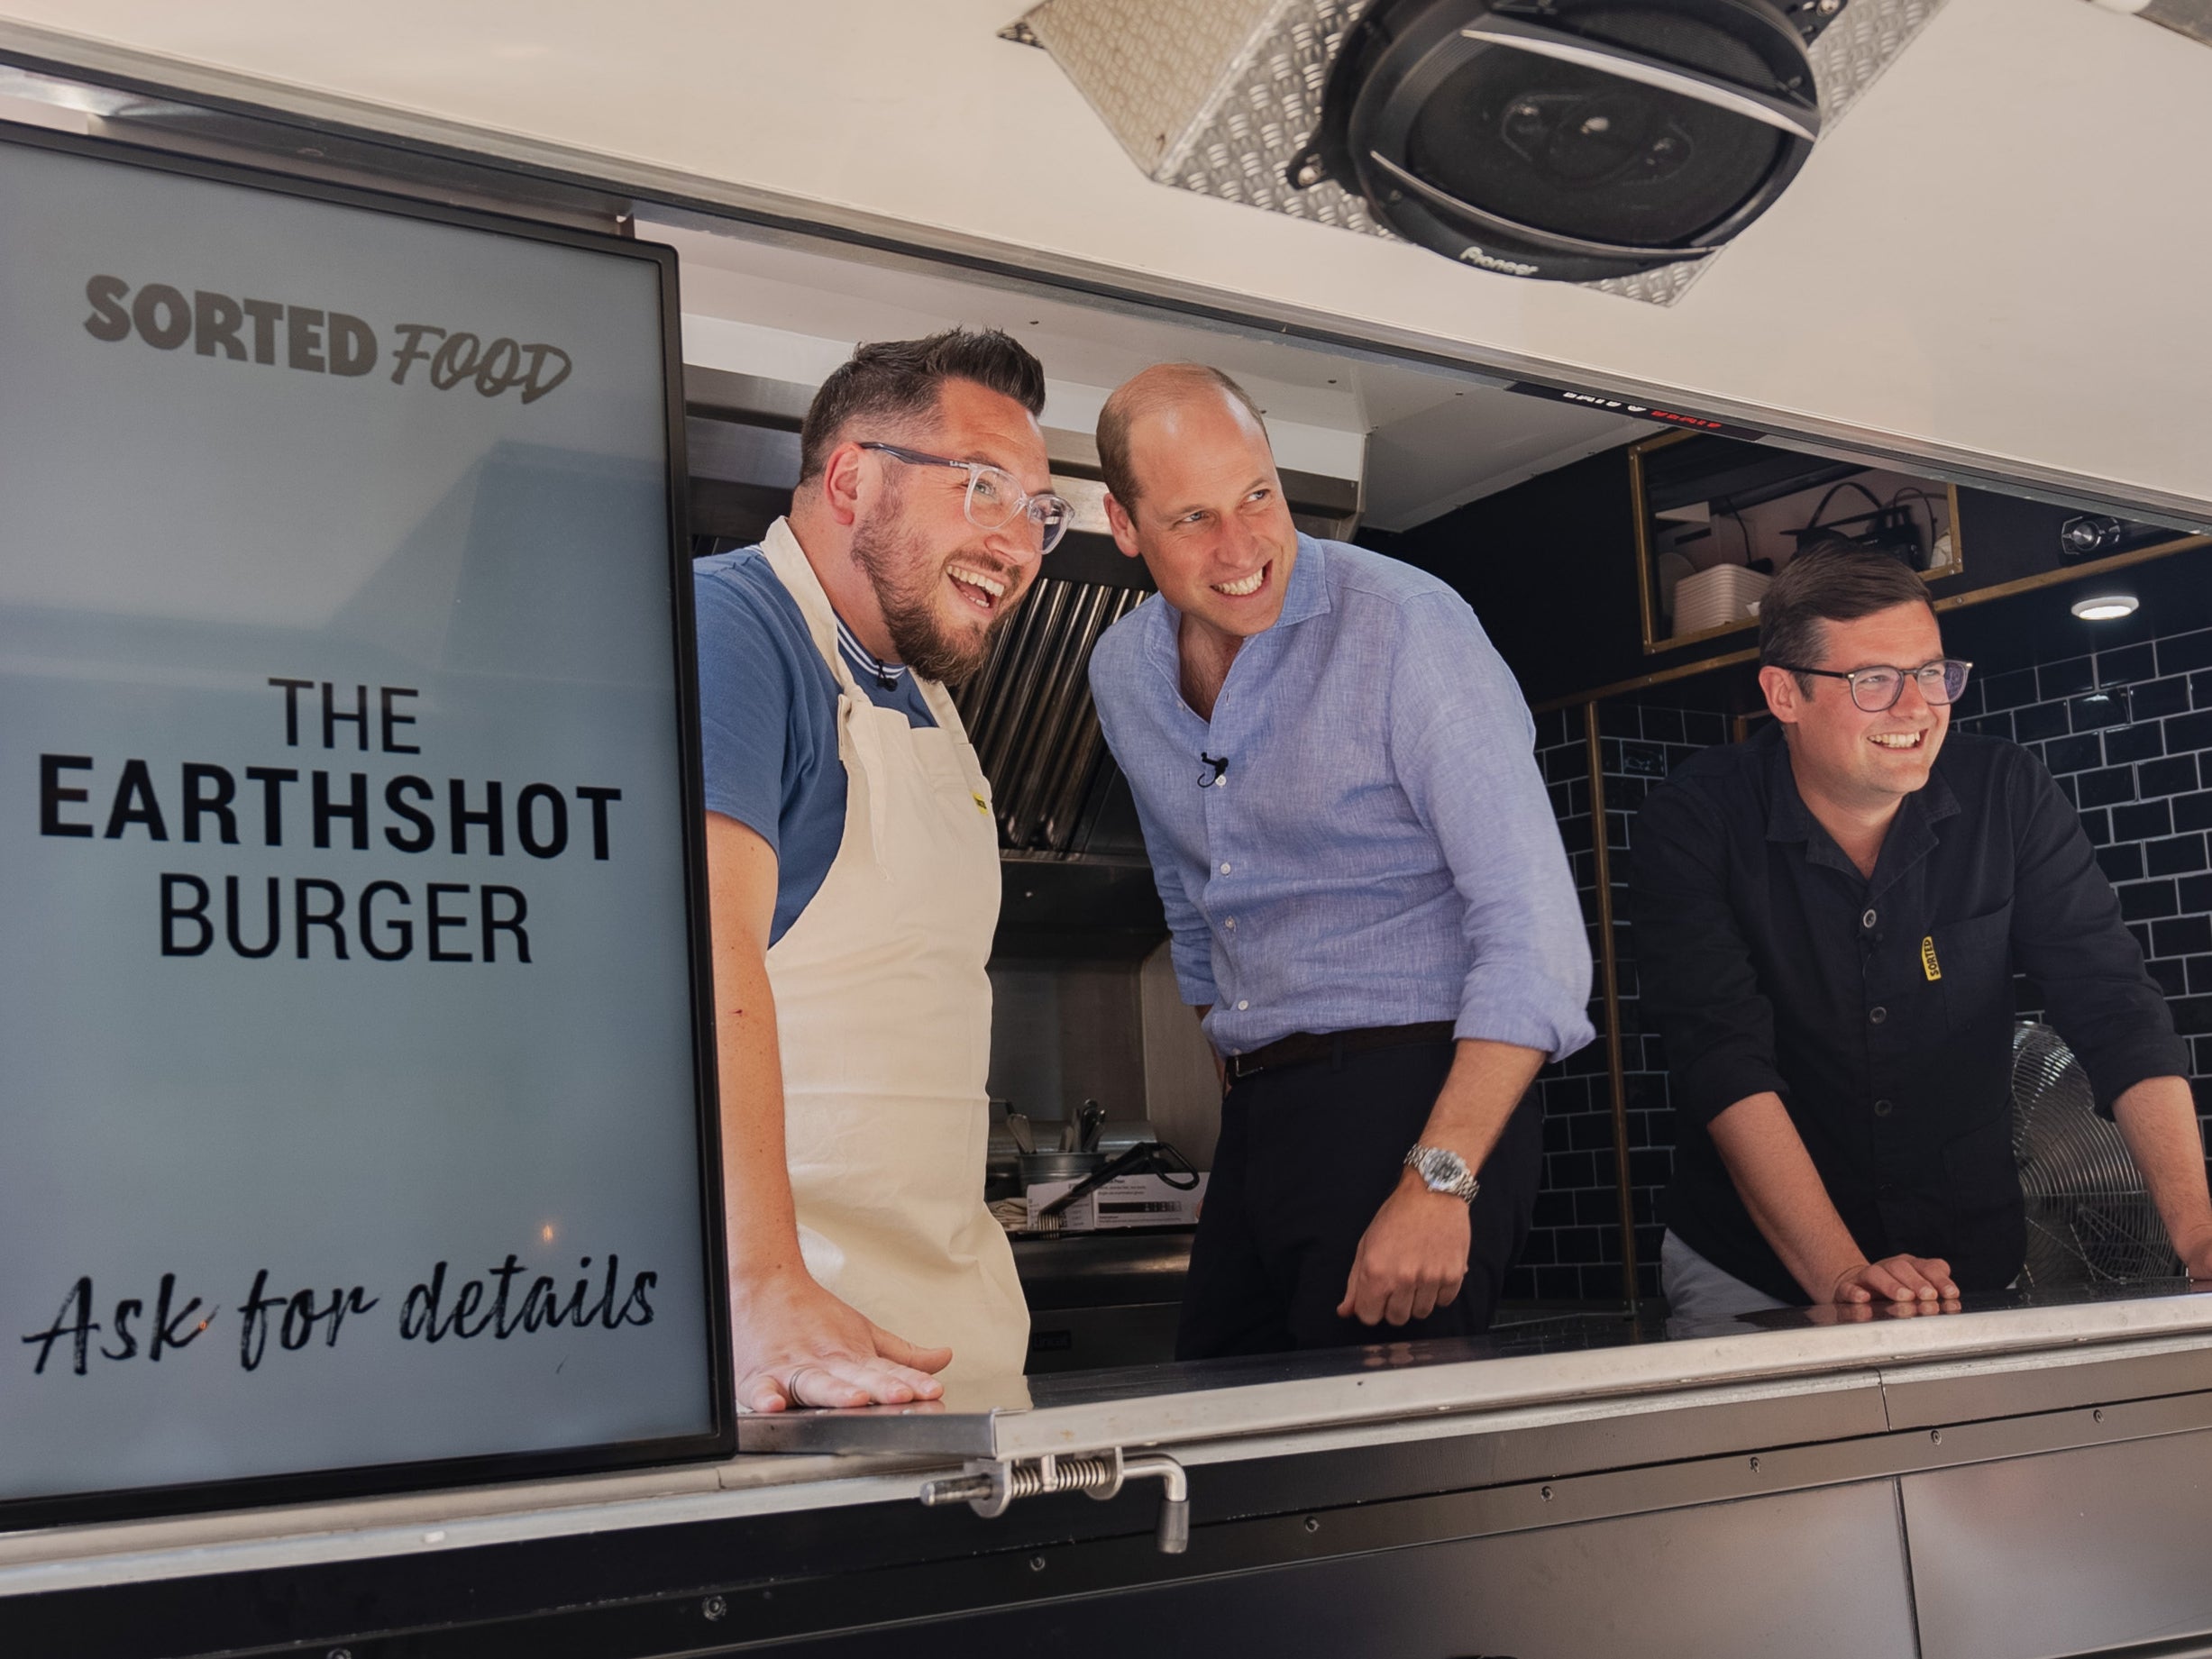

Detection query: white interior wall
(659, 216), (1638, 524)
(4, 0), (2208, 515)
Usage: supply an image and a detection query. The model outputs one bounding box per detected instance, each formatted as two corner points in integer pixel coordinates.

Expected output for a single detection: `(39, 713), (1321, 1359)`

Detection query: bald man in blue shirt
(1086, 364), (1593, 1358)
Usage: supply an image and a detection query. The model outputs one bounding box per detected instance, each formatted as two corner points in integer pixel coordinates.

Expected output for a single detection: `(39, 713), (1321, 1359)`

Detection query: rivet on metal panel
(1029, 1556), (1047, 1572)
(328, 1650), (352, 1659)
(2094, 1408), (2106, 1424)
(1750, 1455), (1762, 1472)
(1304, 1516), (1321, 1533)
(1930, 1429), (1942, 1445)
(702, 1597), (727, 1621)
(1540, 1485), (1555, 1501)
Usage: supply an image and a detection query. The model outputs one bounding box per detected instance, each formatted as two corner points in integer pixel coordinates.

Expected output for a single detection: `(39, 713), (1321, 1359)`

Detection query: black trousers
(1175, 1038), (1542, 1360)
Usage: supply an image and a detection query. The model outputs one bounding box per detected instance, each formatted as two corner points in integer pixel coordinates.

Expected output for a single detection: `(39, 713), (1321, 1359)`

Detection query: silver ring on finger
(786, 1364), (817, 1402)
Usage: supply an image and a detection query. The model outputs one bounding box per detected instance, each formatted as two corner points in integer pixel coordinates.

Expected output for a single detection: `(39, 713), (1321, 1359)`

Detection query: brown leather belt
(1226, 1021), (1456, 1081)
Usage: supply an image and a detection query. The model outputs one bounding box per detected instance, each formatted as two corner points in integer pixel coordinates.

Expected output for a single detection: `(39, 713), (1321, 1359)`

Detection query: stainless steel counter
(8, 1282), (2212, 1658)
(739, 1278), (2212, 1459)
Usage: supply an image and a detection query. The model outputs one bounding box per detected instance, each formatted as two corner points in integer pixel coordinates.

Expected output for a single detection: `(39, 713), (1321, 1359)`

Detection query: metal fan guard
(2012, 1019), (2177, 1289)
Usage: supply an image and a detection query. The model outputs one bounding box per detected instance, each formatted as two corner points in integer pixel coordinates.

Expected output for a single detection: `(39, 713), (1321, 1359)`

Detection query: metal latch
(919, 1446), (1189, 1554)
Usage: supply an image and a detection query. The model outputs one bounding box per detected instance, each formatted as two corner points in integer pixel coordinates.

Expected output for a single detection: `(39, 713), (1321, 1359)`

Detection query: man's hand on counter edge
(1338, 1170), (1472, 1326)
(1826, 1253), (1959, 1306)
(731, 1263), (952, 1413)
(1338, 1037), (1546, 1328)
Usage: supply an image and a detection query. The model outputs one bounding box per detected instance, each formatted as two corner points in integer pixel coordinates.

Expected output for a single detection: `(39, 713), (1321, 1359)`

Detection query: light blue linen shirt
(1087, 534), (1594, 1062)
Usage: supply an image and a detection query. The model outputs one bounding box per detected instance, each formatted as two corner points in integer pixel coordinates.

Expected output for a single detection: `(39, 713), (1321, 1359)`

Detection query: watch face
(1412, 1145), (1473, 1194)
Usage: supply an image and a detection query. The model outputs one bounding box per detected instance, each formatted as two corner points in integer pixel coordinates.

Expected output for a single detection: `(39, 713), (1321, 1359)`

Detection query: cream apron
(758, 522), (1028, 1382)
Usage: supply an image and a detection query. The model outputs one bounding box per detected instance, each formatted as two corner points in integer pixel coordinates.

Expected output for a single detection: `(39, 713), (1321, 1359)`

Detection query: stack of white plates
(1671, 563), (1769, 634)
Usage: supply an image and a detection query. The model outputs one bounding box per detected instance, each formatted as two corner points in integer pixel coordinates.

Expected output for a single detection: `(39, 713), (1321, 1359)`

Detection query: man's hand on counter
(1827, 1253), (1958, 1305)
(733, 1265), (953, 1413)
(1803, 1292), (1966, 1325)
(1337, 1171), (1470, 1326)
(1336, 1039), (1544, 1327)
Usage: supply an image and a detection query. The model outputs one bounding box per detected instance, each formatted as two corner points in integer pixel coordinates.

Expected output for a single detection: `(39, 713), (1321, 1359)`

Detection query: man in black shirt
(1632, 547), (2212, 1318)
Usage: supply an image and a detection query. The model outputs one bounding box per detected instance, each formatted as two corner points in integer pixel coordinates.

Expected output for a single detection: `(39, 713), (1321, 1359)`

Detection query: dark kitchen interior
(692, 403), (2212, 1328)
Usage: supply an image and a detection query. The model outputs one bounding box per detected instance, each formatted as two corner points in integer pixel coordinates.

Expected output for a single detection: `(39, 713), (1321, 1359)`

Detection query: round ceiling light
(2070, 593), (2140, 621)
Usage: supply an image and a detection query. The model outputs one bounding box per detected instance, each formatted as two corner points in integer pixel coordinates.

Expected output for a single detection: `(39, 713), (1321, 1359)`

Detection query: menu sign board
(0, 130), (727, 1520)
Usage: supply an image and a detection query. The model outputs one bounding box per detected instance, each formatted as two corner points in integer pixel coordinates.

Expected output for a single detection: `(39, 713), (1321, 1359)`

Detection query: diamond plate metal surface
(1025, 0), (1949, 304)
(1023, 0), (1300, 175)
(1024, 0), (1377, 226)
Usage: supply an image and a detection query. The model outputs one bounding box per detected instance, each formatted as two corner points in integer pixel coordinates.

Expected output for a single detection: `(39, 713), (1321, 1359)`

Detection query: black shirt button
(1873, 1098), (1894, 1117)
(1862, 908), (1878, 929)
(1869, 1006), (1888, 1025)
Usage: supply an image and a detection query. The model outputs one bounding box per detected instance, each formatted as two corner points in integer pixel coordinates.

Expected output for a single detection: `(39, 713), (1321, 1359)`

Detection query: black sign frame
(0, 119), (734, 1529)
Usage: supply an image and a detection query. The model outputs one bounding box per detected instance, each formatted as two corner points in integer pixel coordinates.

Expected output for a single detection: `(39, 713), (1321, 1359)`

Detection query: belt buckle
(1228, 1052), (1261, 1081)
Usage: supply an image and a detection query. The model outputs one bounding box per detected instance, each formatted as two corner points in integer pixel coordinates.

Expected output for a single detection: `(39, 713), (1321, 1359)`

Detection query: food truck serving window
(0, 127), (729, 1525)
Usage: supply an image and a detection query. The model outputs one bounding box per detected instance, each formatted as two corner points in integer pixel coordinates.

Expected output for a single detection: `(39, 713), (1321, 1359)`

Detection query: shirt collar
(1760, 721), (1961, 888)
(834, 613), (906, 687)
(1276, 533), (1331, 629)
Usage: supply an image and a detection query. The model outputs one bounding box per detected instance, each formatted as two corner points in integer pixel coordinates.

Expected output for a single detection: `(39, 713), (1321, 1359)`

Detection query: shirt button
(1224, 917), (1237, 930)
(1873, 1098), (1894, 1117)
(1236, 999), (1249, 1011)
(1869, 1007), (1888, 1025)
(1862, 908), (1878, 929)
(1220, 861), (1233, 875)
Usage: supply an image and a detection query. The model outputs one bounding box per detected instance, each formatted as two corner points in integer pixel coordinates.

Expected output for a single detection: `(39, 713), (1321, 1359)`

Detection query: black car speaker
(1019, 0), (1867, 292)
(1304, 0), (1826, 280)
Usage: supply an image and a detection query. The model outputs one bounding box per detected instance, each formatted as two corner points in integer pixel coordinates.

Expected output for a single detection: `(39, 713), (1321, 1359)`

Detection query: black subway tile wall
(1514, 620), (2212, 1306)
(1513, 700), (1725, 1304)
(1975, 628), (2212, 1134)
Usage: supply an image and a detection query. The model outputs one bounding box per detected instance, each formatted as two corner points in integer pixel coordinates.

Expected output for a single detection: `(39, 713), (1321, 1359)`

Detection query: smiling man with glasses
(1632, 543), (2212, 1325)
(693, 329), (1056, 1412)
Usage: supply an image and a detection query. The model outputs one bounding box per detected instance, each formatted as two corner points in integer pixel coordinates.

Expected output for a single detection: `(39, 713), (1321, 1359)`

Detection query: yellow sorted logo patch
(973, 792), (991, 814)
(1921, 935), (1942, 981)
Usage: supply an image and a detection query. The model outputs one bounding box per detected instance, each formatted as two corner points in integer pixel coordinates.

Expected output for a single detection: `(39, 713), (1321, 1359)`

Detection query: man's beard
(849, 506), (1016, 684)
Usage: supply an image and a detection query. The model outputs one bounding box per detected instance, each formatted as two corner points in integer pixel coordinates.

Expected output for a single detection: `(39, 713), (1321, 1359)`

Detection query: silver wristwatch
(1404, 1144), (1480, 1203)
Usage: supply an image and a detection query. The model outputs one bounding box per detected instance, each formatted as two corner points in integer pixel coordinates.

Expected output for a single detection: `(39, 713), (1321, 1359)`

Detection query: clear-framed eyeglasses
(1770, 658), (1974, 714)
(856, 441), (1071, 557)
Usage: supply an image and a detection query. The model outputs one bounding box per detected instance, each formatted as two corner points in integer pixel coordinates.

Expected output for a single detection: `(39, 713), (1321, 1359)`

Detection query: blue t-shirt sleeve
(695, 563), (802, 856)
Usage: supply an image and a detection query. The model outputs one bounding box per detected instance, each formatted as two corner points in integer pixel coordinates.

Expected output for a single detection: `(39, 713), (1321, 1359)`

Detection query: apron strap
(761, 517), (993, 811)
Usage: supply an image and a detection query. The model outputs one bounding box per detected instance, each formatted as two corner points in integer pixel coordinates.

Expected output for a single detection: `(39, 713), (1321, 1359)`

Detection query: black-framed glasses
(856, 441), (1071, 557)
(1771, 658), (1974, 713)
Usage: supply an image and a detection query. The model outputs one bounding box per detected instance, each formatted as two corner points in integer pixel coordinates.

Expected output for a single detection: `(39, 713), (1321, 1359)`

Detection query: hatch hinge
(919, 1446), (1189, 1554)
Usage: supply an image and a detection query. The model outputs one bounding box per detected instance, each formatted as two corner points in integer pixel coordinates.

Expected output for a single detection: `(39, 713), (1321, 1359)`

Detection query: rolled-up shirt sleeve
(1391, 597), (1594, 1062)
(1629, 780), (1790, 1130)
(2006, 756), (2188, 1112)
